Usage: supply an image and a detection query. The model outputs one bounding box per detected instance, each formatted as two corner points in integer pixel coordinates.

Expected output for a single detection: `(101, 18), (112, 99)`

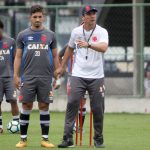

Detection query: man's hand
(14, 75), (21, 89)
(76, 39), (89, 48)
(53, 78), (61, 90)
(55, 66), (65, 77)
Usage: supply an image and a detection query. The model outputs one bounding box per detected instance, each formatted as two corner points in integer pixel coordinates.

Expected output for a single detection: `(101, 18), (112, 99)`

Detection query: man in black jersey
(14, 5), (60, 148)
(0, 19), (19, 134)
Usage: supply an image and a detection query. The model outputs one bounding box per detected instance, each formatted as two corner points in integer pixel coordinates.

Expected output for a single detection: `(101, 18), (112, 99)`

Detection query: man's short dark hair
(30, 5), (44, 15)
(0, 19), (4, 29)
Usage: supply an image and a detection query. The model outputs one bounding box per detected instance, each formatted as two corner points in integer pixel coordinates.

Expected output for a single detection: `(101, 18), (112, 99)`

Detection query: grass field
(0, 111), (150, 150)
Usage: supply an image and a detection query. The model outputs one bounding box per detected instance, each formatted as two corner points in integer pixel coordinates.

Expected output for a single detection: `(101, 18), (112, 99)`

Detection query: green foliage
(0, 111), (150, 150)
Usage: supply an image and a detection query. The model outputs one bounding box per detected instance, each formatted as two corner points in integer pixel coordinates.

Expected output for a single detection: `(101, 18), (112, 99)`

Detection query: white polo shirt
(68, 24), (108, 78)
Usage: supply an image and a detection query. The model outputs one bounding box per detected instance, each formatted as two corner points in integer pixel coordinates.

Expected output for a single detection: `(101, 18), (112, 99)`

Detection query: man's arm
(88, 42), (108, 53)
(58, 44), (68, 64)
(61, 46), (74, 70)
(14, 48), (22, 89)
(76, 40), (108, 53)
(55, 46), (73, 76)
(52, 48), (60, 78)
(76, 28), (108, 53)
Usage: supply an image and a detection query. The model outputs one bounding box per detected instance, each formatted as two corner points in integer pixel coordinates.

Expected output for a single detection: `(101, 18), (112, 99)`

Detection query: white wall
(2, 96), (150, 114)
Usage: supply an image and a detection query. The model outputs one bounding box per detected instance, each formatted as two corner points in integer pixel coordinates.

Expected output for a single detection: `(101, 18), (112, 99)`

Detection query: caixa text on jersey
(0, 49), (10, 55)
(27, 44), (48, 50)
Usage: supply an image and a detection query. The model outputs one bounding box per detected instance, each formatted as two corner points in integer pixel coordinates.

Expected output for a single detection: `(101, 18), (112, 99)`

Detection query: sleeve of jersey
(12, 39), (16, 54)
(16, 32), (24, 49)
(12, 39), (16, 59)
(100, 29), (109, 45)
(68, 30), (75, 49)
(51, 33), (57, 49)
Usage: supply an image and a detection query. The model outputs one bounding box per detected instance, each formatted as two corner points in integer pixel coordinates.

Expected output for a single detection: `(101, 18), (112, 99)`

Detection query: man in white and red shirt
(57, 5), (109, 148)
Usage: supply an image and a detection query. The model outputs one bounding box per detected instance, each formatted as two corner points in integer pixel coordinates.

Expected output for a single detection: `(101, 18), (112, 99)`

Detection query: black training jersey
(16, 27), (56, 80)
(0, 35), (15, 77)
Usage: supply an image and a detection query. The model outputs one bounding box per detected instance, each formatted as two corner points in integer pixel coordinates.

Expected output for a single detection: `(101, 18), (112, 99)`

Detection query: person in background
(0, 19), (19, 134)
(144, 61), (150, 97)
(59, 43), (87, 133)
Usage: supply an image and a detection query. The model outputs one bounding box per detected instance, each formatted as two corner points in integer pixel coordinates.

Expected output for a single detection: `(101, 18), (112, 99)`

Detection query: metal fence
(0, 3), (150, 97)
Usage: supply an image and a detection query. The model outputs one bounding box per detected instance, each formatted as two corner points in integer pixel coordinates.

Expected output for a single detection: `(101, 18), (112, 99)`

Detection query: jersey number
(35, 51), (40, 56)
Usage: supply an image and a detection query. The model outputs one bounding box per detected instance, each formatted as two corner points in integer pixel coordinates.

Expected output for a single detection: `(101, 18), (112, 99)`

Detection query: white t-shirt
(68, 24), (108, 78)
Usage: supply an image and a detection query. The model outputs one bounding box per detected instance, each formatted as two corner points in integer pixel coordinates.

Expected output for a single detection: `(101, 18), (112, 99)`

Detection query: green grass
(0, 111), (150, 150)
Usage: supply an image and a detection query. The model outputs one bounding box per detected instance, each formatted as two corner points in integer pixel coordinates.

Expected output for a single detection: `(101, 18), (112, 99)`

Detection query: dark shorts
(0, 77), (17, 102)
(19, 77), (52, 103)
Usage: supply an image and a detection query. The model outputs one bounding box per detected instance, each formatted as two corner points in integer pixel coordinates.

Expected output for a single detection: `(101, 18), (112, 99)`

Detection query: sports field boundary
(2, 97), (150, 114)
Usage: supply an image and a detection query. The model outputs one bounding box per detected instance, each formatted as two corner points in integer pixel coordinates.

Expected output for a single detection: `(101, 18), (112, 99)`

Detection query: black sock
(40, 110), (50, 139)
(20, 110), (31, 139)
(13, 115), (19, 121)
(0, 116), (2, 129)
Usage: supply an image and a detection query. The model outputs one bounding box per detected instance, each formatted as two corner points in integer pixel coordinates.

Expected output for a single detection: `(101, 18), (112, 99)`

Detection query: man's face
(83, 11), (97, 25)
(30, 12), (44, 28)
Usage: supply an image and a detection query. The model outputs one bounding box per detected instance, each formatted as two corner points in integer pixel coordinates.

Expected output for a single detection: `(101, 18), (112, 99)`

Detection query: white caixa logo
(27, 44), (48, 50)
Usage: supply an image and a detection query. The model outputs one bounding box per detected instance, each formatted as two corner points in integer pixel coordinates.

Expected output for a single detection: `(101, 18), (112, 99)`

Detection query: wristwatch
(88, 43), (91, 48)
